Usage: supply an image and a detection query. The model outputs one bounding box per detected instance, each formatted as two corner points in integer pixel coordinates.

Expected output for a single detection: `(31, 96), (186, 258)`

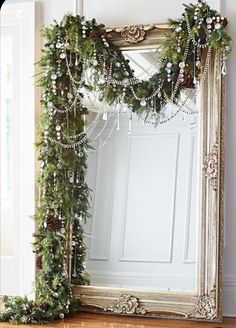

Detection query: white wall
(4, 0), (236, 316)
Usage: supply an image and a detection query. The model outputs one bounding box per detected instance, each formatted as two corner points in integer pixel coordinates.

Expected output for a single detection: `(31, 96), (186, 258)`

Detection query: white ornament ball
(60, 52), (66, 59)
(56, 43), (62, 49)
(51, 73), (57, 80)
(206, 17), (213, 24)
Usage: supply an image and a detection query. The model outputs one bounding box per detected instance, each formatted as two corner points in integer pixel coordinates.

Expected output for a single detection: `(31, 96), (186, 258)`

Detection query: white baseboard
(223, 275), (236, 317)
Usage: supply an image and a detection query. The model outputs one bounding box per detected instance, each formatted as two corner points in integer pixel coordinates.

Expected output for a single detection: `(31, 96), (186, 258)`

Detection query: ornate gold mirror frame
(72, 24), (225, 322)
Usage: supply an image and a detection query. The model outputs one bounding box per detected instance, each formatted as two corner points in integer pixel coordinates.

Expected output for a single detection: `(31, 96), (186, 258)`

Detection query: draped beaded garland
(0, 0), (231, 324)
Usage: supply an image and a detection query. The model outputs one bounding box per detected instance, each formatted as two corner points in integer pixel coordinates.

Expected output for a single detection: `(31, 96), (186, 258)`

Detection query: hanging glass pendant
(75, 54), (79, 66)
(140, 99), (147, 107)
(221, 60), (227, 75)
(102, 109), (108, 120)
(116, 110), (120, 131)
(128, 114), (132, 135)
(83, 114), (86, 131)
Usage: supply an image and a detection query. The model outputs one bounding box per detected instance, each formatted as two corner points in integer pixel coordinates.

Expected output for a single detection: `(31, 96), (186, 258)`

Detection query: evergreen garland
(0, 1), (231, 324)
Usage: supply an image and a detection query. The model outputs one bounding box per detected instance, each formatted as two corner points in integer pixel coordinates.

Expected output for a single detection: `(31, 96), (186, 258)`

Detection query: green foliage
(0, 1), (231, 324)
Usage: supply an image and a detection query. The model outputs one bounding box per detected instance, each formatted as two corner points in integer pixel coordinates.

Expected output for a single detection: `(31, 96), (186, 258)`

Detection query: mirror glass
(82, 49), (199, 292)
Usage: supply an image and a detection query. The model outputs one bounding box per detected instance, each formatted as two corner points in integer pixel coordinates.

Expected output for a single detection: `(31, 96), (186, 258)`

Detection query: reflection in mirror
(82, 49), (199, 292)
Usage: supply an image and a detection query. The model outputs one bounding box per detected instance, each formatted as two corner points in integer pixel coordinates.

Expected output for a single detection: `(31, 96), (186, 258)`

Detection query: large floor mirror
(85, 51), (199, 293)
(72, 24), (225, 322)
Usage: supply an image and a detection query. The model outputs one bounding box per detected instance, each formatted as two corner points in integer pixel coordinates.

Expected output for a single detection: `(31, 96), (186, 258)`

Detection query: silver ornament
(175, 26), (182, 33)
(177, 47), (181, 53)
(51, 73), (57, 80)
(166, 62), (172, 69)
(123, 78), (129, 86)
(56, 42), (62, 49)
(215, 23), (221, 30)
(206, 17), (212, 24)
(196, 60), (201, 68)
(179, 61), (185, 68)
(67, 93), (73, 100)
(55, 125), (61, 131)
(60, 52), (66, 59)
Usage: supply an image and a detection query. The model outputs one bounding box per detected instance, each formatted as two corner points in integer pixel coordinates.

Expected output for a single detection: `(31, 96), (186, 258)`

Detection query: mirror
(84, 49), (199, 293)
(72, 24), (224, 322)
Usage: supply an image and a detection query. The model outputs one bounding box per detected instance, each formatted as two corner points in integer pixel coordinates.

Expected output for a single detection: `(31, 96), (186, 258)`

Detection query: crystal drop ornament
(140, 99), (147, 107)
(221, 61), (227, 75)
(102, 111), (108, 120)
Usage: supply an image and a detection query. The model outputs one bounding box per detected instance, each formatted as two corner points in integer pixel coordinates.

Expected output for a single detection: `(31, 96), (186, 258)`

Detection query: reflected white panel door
(0, 2), (35, 296)
(85, 113), (199, 291)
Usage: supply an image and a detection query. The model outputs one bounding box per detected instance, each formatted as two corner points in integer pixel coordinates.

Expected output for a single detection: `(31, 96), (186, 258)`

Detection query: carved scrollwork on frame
(188, 287), (217, 320)
(109, 24), (154, 44)
(121, 25), (146, 43)
(104, 294), (147, 315)
(203, 142), (219, 191)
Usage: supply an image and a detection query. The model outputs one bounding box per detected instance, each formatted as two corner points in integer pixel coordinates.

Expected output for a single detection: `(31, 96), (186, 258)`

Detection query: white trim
(224, 274), (236, 288)
(73, 0), (83, 16)
(73, 0), (78, 16)
(78, 0), (83, 16)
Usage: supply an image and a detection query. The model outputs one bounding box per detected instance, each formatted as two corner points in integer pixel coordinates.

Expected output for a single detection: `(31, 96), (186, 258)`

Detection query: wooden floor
(0, 313), (236, 328)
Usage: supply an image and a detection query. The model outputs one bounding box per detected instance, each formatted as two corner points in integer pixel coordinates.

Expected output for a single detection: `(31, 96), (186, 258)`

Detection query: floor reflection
(0, 313), (235, 328)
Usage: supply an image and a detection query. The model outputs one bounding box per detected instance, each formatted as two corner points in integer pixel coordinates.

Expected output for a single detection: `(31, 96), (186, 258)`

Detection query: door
(0, 1), (36, 296)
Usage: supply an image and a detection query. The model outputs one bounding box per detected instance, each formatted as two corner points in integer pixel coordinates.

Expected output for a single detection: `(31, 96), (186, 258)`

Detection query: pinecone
(39, 303), (50, 311)
(89, 28), (106, 38)
(36, 256), (43, 270)
(89, 31), (99, 38)
(181, 76), (195, 89)
(74, 188), (80, 198)
(57, 109), (67, 119)
(46, 215), (61, 231)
